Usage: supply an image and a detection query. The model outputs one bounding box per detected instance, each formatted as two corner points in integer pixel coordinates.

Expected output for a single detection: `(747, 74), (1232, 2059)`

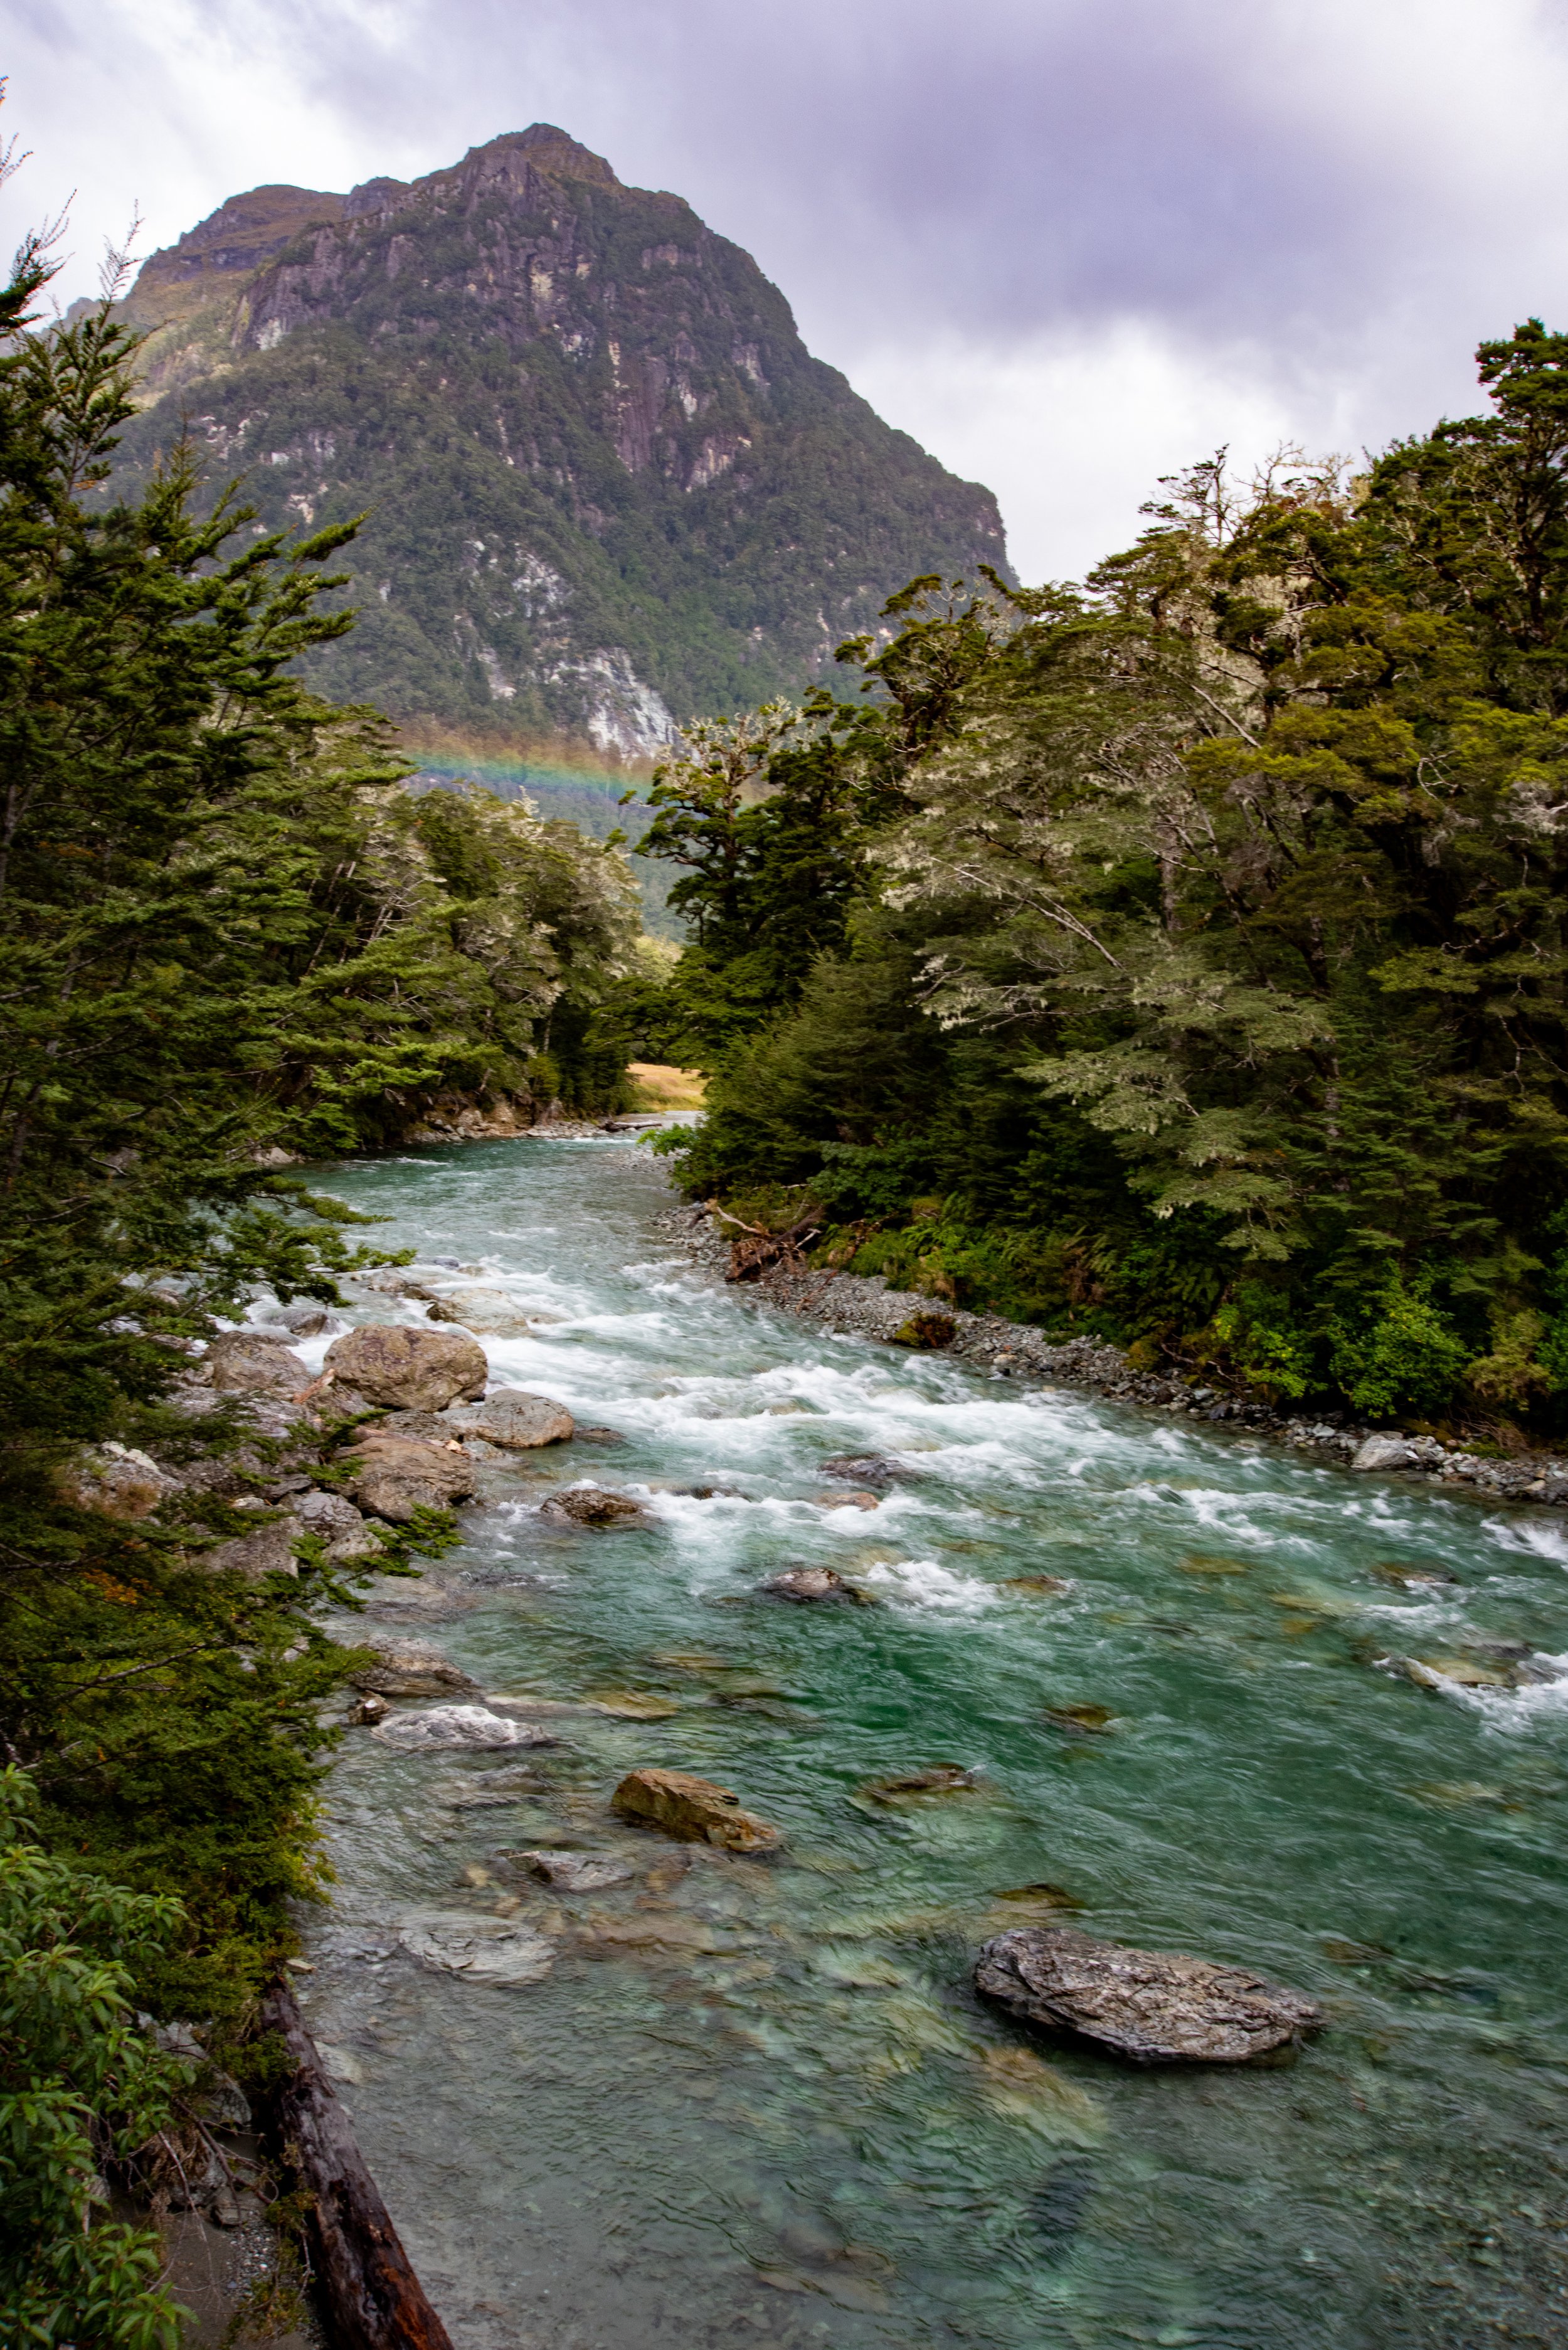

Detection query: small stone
(808, 1488), (879, 1511)
(975, 1926), (1322, 2063)
(612, 1766), (781, 1851)
(350, 1693), (390, 1726)
(861, 1765), (981, 1803)
(818, 1455), (916, 1487)
(1001, 1573), (1071, 1595)
(425, 1286), (538, 1335)
(760, 1566), (875, 1605)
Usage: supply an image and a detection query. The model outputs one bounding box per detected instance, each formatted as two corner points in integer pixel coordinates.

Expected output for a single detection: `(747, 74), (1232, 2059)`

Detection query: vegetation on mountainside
(642, 325), (1568, 1435)
(107, 130), (1007, 742)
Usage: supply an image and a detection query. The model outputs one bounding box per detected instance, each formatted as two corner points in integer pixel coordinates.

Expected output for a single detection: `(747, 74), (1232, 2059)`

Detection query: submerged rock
(612, 1766), (781, 1851)
(861, 1764), (982, 1803)
(761, 1566), (876, 1605)
(468, 1390), (575, 1449)
(398, 1909), (555, 1984)
(808, 1488), (880, 1511)
(975, 1925), (1322, 2064)
(515, 1849), (635, 1890)
(324, 1322), (488, 1412)
(540, 1484), (646, 1527)
(372, 1704), (558, 1751)
(1002, 1574), (1071, 1596)
(819, 1455), (918, 1487)
(1042, 1703), (1118, 1736)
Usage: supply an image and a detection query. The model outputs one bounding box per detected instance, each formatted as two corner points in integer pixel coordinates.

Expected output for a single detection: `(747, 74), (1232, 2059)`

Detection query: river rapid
(278, 1134), (1568, 2350)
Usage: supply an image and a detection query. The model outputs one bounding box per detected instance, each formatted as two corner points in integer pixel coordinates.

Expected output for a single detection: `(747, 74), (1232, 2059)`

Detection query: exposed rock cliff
(114, 126), (1010, 759)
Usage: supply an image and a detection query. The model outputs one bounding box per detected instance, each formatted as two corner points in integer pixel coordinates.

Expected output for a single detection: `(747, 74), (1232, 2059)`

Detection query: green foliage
(0, 1768), (186, 2348)
(645, 334), (1568, 1430)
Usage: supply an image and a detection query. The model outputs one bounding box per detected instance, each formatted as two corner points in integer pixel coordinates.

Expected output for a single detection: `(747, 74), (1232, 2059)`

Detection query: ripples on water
(276, 1138), (1568, 2349)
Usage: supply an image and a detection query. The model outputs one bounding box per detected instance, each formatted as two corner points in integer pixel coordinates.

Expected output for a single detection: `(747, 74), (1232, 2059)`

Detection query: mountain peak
(480, 125), (620, 186)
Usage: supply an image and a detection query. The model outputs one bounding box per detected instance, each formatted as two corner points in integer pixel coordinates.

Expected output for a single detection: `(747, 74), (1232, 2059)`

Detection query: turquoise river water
(278, 1134), (1568, 2350)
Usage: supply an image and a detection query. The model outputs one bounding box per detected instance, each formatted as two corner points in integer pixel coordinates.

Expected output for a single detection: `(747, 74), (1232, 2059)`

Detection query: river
(275, 1133), (1568, 2350)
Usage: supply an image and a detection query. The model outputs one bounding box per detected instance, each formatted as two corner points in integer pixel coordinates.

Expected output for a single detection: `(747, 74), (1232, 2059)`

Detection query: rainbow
(397, 726), (657, 839)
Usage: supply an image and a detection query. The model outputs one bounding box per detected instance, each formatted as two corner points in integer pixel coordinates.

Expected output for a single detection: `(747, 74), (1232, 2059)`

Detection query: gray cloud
(8, 0), (1568, 576)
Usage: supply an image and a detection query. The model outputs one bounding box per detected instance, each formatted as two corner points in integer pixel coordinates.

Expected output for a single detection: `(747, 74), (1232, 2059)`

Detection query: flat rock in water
(468, 1390), (575, 1449)
(862, 1765), (982, 1803)
(515, 1849), (635, 1890)
(612, 1766), (781, 1852)
(541, 1484), (646, 1526)
(425, 1286), (538, 1336)
(761, 1566), (876, 1605)
(398, 1909), (555, 1984)
(324, 1323), (488, 1412)
(975, 1925), (1322, 2064)
(371, 1704), (558, 1752)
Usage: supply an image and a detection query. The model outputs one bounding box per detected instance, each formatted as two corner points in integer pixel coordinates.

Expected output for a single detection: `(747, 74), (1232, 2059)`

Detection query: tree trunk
(259, 1980), (455, 2350)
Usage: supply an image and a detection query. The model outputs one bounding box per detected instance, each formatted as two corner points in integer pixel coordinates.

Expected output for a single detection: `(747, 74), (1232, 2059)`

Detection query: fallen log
(259, 1980), (455, 2350)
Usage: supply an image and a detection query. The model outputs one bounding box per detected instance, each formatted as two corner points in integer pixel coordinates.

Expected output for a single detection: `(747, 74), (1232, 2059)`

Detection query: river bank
(659, 1202), (1568, 1511)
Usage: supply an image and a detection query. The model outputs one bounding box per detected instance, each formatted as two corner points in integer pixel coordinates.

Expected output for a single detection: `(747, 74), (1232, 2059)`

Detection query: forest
(9, 143), (1568, 2335)
(633, 320), (1568, 1437)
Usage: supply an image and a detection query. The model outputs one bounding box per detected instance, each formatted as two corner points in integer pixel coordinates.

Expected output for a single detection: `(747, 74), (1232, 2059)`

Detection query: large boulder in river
(469, 1390), (574, 1449)
(612, 1767), (780, 1852)
(975, 1926), (1322, 2065)
(292, 1486), (384, 1564)
(397, 1909), (555, 1984)
(337, 1433), (476, 1522)
(207, 1329), (312, 1394)
(1351, 1433), (1419, 1473)
(348, 1641), (478, 1697)
(324, 1322), (487, 1411)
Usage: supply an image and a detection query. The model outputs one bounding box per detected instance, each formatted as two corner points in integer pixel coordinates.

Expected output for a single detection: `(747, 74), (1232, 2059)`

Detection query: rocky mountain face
(114, 126), (1010, 763)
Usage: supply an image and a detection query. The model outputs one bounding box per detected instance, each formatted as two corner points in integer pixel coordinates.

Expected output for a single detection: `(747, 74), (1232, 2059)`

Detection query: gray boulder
(348, 1641), (478, 1696)
(539, 1485), (646, 1527)
(1352, 1433), (1419, 1473)
(336, 1433), (477, 1523)
(975, 1926), (1321, 2064)
(207, 1330), (311, 1394)
(761, 1566), (875, 1605)
(205, 1514), (305, 1579)
(292, 1486), (385, 1564)
(55, 1442), (179, 1522)
(324, 1323), (487, 1412)
(468, 1390), (575, 1449)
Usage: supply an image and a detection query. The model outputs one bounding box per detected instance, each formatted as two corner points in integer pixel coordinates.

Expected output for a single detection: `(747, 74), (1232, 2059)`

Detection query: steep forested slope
(109, 125), (1009, 760)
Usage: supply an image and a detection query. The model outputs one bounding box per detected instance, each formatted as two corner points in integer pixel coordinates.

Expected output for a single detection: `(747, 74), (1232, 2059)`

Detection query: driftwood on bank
(260, 1980), (455, 2350)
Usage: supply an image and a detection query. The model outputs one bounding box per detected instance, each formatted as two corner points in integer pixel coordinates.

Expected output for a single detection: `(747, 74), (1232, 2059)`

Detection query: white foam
(860, 1557), (999, 1613)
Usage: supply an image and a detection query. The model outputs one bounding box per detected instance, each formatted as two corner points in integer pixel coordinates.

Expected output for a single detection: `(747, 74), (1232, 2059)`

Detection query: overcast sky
(9, 0), (1568, 581)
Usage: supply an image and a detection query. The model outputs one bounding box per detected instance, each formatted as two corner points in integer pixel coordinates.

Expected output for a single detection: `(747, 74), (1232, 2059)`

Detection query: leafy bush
(0, 1769), (186, 2349)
